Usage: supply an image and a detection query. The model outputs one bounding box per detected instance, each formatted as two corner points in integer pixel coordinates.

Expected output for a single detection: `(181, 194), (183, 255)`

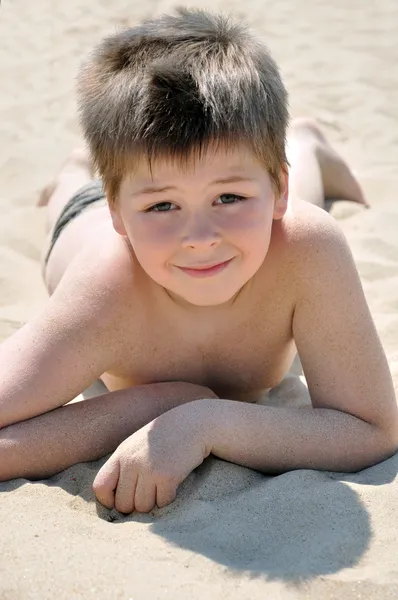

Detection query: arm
(201, 399), (397, 473)
(0, 247), (117, 430)
(91, 212), (398, 516)
(0, 381), (217, 481)
(205, 213), (398, 473)
(0, 237), (158, 431)
(0, 241), (216, 480)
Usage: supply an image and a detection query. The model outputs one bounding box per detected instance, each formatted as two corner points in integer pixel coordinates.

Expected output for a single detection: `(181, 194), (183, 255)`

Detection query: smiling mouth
(176, 258), (234, 277)
(179, 259), (232, 270)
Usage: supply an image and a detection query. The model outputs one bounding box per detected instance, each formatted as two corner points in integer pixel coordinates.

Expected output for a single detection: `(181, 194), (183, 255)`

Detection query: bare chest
(102, 294), (296, 401)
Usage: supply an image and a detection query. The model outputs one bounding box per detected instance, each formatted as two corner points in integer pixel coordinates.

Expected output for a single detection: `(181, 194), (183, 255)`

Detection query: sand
(1, 0), (398, 598)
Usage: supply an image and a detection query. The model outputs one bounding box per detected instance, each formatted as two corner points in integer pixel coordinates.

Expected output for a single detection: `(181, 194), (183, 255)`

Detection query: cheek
(125, 218), (180, 273)
(224, 202), (273, 241)
(126, 216), (179, 247)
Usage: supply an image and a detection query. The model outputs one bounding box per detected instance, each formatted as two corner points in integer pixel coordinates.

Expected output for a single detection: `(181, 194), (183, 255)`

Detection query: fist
(93, 398), (214, 514)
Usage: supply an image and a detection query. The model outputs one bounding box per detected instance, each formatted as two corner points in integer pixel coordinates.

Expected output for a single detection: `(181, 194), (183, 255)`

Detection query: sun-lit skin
(2, 119), (397, 511)
(109, 144), (288, 308)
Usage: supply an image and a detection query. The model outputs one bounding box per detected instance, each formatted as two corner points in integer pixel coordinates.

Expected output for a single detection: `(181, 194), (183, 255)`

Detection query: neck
(162, 282), (249, 316)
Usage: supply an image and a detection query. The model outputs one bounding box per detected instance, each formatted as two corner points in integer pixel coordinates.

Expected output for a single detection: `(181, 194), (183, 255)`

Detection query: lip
(176, 258), (233, 278)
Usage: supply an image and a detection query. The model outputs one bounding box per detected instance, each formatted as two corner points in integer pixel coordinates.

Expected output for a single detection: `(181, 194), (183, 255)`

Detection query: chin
(189, 296), (232, 307)
(172, 286), (242, 308)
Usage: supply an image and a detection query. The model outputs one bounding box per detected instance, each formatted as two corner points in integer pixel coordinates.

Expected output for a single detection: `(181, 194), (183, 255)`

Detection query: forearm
(204, 399), (398, 473)
(0, 382), (216, 481)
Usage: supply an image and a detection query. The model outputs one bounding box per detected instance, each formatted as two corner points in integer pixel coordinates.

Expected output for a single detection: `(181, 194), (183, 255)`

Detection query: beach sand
(1, 1), (398, 598)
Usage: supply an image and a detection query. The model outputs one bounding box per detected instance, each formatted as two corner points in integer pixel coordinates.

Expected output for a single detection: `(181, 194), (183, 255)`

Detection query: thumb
(93, 457), (120, 509)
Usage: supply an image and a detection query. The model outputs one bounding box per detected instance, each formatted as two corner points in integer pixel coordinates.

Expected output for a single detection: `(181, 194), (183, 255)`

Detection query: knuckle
(92, 478), (105, 494)
(134, 498), (153, 514)
(114, 499), (132, 515)
(154, 469), (176, 485)
(157, 486), (177, 508)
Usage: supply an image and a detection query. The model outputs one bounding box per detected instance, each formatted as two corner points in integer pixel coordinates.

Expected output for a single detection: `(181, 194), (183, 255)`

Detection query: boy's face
(110, 143), (288, 308)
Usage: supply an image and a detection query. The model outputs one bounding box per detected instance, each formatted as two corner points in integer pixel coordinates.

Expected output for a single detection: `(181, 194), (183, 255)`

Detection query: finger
(114, 466), (138, 515)
(156, 481), (178, 509)
(134, 473), (157, 513)
(93, 457), (120, 509)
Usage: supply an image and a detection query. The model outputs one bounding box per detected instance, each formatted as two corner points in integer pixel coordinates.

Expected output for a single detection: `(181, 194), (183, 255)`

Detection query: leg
(287, 118), (369, 209)
(38, 148), (95, 232)
(39, 148), (107, 293)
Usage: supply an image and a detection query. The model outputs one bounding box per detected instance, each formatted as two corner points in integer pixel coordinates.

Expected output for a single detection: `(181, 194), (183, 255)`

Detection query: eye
(215, 193), (246, 205)
(145, 202), (176, 213)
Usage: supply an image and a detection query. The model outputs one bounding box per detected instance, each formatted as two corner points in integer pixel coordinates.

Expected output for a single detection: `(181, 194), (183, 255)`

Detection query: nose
(180, 213), (222, 250)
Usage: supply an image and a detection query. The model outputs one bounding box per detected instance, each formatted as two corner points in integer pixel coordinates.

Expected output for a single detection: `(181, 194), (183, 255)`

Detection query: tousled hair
(77, 7), (289, 205)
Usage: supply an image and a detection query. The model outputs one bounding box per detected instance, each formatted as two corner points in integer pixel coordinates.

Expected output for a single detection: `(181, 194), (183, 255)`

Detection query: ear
(273, 166), (289, 220)
(109, 206), (127, 236)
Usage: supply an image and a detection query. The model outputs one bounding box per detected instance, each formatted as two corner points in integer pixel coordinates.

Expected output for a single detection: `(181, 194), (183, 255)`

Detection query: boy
(0, 8), (397, 515)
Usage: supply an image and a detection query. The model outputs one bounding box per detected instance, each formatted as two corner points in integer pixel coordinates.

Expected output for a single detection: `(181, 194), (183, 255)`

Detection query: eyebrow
(132, 175), (257, 196)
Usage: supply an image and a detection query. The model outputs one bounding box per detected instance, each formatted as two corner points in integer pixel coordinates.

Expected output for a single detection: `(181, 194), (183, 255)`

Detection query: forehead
(123, 142), (267, 186)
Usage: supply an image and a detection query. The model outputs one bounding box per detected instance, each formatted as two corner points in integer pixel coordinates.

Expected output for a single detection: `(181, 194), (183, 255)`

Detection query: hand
(93, 399), (213, 514)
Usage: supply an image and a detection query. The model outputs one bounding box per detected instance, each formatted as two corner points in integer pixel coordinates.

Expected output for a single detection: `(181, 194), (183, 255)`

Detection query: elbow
(381, 422), (398, 458)
(341, 419), (398, 474)
(378, 407), (398, 454)
(360, 421), (398, 471)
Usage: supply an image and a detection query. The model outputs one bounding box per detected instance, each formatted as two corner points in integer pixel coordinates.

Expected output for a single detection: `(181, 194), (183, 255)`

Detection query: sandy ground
(1, 0), (398, 598)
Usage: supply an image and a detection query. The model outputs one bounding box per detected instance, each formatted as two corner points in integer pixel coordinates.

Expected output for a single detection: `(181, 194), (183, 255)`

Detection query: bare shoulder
(264, 199), (354, 300)
(263, 201), (357, 307)
(51, 228), (141, 326)
(280, 200), (350, 266)
(61, 228), (136, 293)
(0, 230), (138, 427)
(281, 201), (397, 439)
